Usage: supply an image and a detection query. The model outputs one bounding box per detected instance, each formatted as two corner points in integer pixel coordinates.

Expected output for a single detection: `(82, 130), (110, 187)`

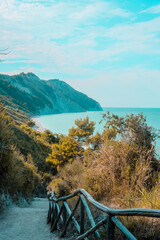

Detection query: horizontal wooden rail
(47, 188), (160, 239)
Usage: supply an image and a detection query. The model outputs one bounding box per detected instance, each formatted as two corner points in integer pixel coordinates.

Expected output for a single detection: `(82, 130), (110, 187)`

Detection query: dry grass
(49, 138), (160, 239)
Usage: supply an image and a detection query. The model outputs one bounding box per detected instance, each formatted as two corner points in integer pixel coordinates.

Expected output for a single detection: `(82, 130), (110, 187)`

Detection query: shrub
(69, 116), (95, 144)
(53, 113), (159, 208)
(47, 159), (84, 196)
(0, 104), (13, 189)
(46, 136), (82, 171)
(27, 120), (35, 127)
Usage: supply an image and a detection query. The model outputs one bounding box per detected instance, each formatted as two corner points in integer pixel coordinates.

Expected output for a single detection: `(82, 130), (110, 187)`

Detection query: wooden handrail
(47, 189), (160, 239)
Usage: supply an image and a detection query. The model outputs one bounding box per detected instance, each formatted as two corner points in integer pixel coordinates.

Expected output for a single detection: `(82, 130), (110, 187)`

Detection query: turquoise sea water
(37, 107), (160, 155)
(37, 107), (160, 135)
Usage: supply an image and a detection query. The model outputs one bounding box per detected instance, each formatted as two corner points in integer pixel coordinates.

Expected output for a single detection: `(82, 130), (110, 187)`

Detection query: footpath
(0, 198), (63, 240)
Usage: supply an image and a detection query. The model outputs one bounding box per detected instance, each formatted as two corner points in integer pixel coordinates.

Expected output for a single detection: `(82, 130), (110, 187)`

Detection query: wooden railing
(47, 189), (160, 239)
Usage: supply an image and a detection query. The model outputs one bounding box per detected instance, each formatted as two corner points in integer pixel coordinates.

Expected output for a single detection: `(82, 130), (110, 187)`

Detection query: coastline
(32, 117), (46, 132)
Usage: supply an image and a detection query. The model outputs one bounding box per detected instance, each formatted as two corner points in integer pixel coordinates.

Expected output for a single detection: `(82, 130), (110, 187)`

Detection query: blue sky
(0, 0), (160, 107)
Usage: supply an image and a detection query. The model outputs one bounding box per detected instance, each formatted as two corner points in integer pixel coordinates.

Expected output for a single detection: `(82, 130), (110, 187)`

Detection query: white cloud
(69, 1), (131, 22)
(4, 59), (42, 64)
(140, 4), (160, 14)
(68, 67), (160, 107)
(0, 0), (160, 93)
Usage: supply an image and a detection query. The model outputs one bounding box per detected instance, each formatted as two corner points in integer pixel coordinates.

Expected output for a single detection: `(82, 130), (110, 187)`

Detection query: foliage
(0, 73), (102, 125)
(101, 112), (157, 150)
(7, 151), (40, 199)
(86, 131), (103, 150)
(27, 120), (35, 127)
(47, 158), (84, 197)
(53, 113), (160, 207)
(69, 116), (95, 144)
(0, 76), (53, 116)
(0, 104), (42, 209)
(50, 113), (160, 239)
(42, 129), (60, 144)
(14, 124), (53, 174)
(0, 103), (13, 189)
(46, 136), (82, 171)
(1, 100), (160, 240)
(83, 142), (153, 201)
(0, 103), (62, 210)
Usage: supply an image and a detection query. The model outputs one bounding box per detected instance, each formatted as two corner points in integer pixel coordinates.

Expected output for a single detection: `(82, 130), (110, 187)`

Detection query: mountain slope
(46, 79), (102, 113)
(0, 73), (102, 121)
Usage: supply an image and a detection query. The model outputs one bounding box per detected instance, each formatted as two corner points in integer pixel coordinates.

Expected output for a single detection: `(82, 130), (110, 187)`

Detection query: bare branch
(0, 48), (11, 55)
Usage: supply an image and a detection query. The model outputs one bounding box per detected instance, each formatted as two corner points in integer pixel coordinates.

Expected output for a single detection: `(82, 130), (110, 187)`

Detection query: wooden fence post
(51, 201), (55, 229)
(54, 203), (58, 230)
(63, 201), (67, 228)
(47, 189), (160, 240)
(80, 196), (85, 235)
(47, 201), (51, 223)
(107, 215), (115, 240)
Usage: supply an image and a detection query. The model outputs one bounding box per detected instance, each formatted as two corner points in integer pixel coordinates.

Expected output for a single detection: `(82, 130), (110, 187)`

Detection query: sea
(36, 107), (160, 154)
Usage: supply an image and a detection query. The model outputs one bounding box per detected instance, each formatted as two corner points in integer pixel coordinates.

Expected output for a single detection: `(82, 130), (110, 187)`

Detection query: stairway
(0, 198), (64, 240)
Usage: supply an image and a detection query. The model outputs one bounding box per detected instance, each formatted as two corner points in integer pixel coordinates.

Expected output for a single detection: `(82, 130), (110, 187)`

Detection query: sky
(0, 0), (160, 108)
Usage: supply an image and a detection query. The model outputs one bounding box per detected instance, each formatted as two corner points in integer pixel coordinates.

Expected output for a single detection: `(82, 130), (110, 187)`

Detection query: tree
(101, 112), (157, 150)
(0, 104), (13, 187)
(86, 132), (103, 150)
(42, 129), (59, 144)
(27, 120), (35, 127)
(46, 136), (81, 171)
(69, 116), (95, 144)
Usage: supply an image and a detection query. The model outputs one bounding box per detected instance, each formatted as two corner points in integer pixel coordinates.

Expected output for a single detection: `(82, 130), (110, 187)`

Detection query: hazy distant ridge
(0, 72), (102, 117)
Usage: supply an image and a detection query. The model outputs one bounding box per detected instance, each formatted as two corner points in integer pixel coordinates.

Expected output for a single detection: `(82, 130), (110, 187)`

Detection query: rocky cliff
(0, 72), (102, 120)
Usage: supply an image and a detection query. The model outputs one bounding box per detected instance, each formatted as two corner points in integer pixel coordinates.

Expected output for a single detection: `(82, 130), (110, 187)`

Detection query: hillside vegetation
(48, 113), (160, 203)
(47, 113), (160, 239)
(0, 70), (102, 208)
(0, 103), (60, 210)
(1, 100), (160, 238)
(0, 72), (102, 123)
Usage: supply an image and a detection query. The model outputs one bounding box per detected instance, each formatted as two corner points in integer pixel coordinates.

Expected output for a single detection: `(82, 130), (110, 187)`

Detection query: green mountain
(0, 72), (102, 122)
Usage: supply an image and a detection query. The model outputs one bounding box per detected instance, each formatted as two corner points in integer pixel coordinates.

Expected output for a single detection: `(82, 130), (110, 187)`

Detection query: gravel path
(0, 198), (62, 240)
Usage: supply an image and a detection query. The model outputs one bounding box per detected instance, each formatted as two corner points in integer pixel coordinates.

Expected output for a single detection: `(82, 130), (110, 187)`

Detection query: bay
(35, 107), (160, 135)
(35, 107), (160, 156)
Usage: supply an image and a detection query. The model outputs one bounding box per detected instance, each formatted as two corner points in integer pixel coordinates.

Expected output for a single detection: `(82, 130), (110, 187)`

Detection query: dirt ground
(0, 198), (65, 240)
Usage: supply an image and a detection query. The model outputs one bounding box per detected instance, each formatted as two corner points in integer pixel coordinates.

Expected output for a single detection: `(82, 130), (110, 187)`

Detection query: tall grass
(47, 114), (160, 239)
